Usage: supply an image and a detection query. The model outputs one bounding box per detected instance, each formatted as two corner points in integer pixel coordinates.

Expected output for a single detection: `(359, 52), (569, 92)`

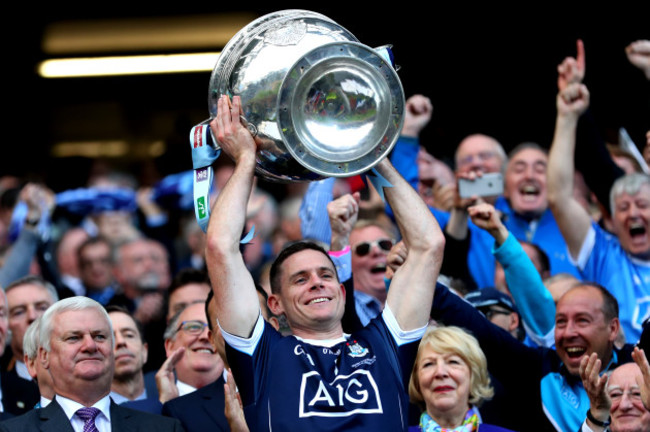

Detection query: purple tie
(76, 407), (100, 432)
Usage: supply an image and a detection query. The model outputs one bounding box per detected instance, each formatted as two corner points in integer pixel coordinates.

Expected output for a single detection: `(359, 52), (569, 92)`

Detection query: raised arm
(557, 39), (585, 91)
(205, 95), (260, 337)
(389, 94), (433, 192)
(327, 192), (360, 252)
(468, 202), (555, 342)
(547, 83), (593, 258)
(377, 157), (444, 330)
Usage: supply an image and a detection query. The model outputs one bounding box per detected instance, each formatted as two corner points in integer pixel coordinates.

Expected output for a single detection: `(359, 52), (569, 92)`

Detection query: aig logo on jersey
(299, 370), (382, 417)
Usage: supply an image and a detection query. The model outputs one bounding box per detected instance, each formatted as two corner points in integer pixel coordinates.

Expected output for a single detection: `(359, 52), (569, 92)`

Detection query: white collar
(293, 334), (348, 348)
(176, 380), (197, 397)
(56, 393), (111, 423)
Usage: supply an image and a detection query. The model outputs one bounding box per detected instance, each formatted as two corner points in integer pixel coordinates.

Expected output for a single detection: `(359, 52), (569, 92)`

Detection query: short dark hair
(169, 268), (211, 298)
(269, 241), (338, 294)
(105, 304), (146, 343)
(77, 236), (112, 265)
(507, 142), (548, 160)
(590, 283), (619, 322)
(566, 283), (619, 322)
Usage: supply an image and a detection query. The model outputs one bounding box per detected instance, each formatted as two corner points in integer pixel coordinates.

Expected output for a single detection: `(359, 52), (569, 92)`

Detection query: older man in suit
(0, 296), (183, 432)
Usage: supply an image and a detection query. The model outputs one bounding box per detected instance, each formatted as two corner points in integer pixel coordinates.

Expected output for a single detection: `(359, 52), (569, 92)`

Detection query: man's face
(109, 311), (147, 381)
(349, 226), (392, 303)
(455, 135), (504, 176)
(0, 291), (8, 357)
(42, 308), (114, 398)
(7, 284), (54, 358)
(483, 306), (518, 335)
(117, 240), (170, 293)
(504, 148), (548, 217)
(608, 363), (650, 432)
(554, 286), (618, 376)
(164, 303), (220, 382)
(269, 249), (345, 335)
(79, 242), (113, 290)
(612, 184), (650, 258)
(167, 283), (211, 322)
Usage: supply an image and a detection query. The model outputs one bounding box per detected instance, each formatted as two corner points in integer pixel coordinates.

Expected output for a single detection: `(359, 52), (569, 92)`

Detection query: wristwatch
(587, 409), (610, 428)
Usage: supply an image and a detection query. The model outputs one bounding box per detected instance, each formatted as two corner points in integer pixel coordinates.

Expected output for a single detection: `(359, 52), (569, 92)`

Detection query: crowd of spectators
(0, 38), (649, 432)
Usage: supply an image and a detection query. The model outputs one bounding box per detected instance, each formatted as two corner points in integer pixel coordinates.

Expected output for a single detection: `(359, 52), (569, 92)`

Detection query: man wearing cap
(465, 288), (522, 341)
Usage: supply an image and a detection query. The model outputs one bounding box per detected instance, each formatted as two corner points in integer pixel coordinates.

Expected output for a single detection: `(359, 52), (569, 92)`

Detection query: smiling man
(581, 357), (650, 432)
(161, 302), (222, 398)
(548, 82), (650, 342)
(0, 296), (183, 432)
(348, 221), (396, 325)
(206, 95), (444, 431)
(504, 143), (548, 219)
(554, 285), (620, 376)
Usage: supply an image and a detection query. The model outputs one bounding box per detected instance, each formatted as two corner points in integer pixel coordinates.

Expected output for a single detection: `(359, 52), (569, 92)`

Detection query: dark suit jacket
(0, 369), (40, 416)
(117, 370), (163, 414)
(0, 397), (184, 432)
(161, 377), (229, 432)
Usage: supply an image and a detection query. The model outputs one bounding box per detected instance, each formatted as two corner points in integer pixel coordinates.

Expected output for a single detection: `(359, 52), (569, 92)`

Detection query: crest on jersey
(347, 340), (368, 358)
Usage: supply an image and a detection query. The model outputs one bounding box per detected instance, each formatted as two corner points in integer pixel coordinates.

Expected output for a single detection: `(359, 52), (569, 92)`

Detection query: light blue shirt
(574, 223), (650, 343)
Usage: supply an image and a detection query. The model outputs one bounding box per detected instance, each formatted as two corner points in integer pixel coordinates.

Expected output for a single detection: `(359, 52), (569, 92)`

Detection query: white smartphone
(458, 173), (504, 199)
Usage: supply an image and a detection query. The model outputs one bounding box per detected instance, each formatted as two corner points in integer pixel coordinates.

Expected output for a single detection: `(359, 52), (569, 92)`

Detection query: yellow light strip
(38, 52), (220, 78)
(42, 13), (256, 54)
(51, 140), (166, 158)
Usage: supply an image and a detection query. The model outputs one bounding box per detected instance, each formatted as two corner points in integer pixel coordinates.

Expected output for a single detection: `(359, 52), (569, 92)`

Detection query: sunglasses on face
(353, 239), (393, 256)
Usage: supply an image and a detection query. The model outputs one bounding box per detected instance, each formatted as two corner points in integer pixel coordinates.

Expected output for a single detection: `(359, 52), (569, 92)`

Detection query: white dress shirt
(56, 394), (112, 432)
(175, 380), (197, 397)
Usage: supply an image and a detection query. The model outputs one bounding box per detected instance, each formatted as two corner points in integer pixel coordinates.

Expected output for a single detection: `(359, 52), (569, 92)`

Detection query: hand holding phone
(458, 173), (504, 199)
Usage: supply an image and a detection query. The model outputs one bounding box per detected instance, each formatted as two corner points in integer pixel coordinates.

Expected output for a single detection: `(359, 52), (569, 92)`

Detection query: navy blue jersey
(224, 308), (422, 431)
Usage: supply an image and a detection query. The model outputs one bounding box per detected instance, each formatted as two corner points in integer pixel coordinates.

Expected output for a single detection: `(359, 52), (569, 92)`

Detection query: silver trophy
(190, 10), (405, 228)
(206, 9), (404, 179)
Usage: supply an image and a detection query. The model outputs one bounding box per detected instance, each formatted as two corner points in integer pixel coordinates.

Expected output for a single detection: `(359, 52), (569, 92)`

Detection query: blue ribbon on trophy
(189, 119), (220, 234)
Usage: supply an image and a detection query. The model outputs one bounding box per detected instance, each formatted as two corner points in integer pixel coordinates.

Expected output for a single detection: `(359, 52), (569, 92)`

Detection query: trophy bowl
(207, 9), (405, 182)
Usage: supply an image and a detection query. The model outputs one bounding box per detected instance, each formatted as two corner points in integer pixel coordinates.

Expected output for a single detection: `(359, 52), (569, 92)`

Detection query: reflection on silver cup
(204, 9), (405, 182)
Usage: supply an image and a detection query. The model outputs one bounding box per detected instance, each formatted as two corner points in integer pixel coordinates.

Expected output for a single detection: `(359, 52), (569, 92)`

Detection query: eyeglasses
(457, 151), (498, 168)
(483, 308), (512, 320)
(176, 320), (209, 335)
(353, 239), (393, 256)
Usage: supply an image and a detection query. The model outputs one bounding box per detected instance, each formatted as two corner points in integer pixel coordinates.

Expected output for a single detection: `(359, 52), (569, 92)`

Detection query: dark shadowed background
(4, 5), (648, 190)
